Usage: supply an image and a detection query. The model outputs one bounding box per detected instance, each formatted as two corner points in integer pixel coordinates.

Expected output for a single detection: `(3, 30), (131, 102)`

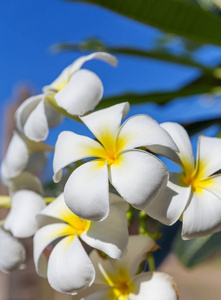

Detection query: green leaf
(183, 117), (221, 136)
(53, 40), (211, 73)
(97, 81), (217, 109)
(174, 230), (221, 267)
(66, 0), (221, 46)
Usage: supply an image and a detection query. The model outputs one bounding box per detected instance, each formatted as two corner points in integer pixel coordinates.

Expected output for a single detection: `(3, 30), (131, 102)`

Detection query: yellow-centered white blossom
(145, 122), (221, 239)
(53, 102), (178, 221)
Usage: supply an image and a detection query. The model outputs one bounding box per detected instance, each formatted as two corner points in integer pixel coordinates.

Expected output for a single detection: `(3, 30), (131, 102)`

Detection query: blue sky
(1, 0), (221, 174)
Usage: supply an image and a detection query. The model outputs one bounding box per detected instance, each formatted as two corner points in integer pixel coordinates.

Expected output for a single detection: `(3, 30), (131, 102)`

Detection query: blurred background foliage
(56, 0), (221, 269)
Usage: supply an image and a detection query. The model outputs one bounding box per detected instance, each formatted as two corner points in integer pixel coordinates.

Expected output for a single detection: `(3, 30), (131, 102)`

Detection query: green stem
(0, 196), (11, 208)
(147, 253), (155, 272)
(0, 196), (55, 209)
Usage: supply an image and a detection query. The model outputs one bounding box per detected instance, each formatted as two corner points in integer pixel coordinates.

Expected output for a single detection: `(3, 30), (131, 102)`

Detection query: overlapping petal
(81, 204), (128, 259)
(4, 190), (45, 238)
(117, 115), (178, 153)
(34, 223), (75, 277)
(182, 188), (221, 239)
(0, 227), (26, 273)
(47, 235), (95, 294)
(108, 192), (129, 212)
(36, 193), (72, 226)
(83, 236), (178, 300)
(110, 150), (168, 209)
(201, 174), (221, 199)
(80, 102), (130, 151)
(130, 272), (179, 300)
(144, 173), (191, 225)
(64, 160), (109, 221)
(23, 96), (61, 142)
(53, 131), (106, 182)
(195, 135), (221, 179)
(117, 235), (157, 277)
(15, 94), (43, 132)
(55, 69), (103, 115)
(161, 122), (195, 172)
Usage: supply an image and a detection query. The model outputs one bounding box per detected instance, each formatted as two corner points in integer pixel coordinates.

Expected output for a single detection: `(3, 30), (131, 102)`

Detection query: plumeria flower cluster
(1, 52), (221, 298)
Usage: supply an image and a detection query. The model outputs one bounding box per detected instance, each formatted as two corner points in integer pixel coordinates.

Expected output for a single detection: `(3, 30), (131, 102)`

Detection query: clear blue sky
(1, 0), (221, 174)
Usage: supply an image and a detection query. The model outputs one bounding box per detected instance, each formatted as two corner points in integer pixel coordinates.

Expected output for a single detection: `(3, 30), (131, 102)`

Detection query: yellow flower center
(180, 160), (214, 193)
(112, 280), (134, 300)
(96, 130), (127, 166)
(60, 207), (91, 237)
(99, 264), (134, 300)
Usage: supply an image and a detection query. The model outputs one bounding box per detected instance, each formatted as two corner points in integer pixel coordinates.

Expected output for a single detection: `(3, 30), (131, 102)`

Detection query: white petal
(196, 135), (221, 179)
(15, 94), (43, 132)
(68, 283), (106, 300)
(53, 131), (106, 182)
(0, 227), (26, 273)
(64, 160), (109, 221)
(44, 100), (62, 127)
(144, 173), (191, 225)
(130, 272), (179, 300)
(116, 235), (157, 277)
(34, 223), (74, 277)
(160, 122), (194, 172)
(81, 204), (128, 259)
(26, 151), (47, 174)
(23, 96), (50, 141)
(4, 190), (45, 238)
(201, 174), (221, 199)
(117, 115), (178, 153)
(83, 288), (112, 300)
(109, 192), (129, 212)
(37, 193), (71, 224)
(1, 132), (28, 182)
(43, 52), (117, 92)
(47, 235), (95, 294)
(89, 250), (119, 284)
(89, 235), (156, 284)
(110, 150), (168, 210)
(80, 102), (130, 149)
(182, 189), (221, 239)
(55, 69), (103, 115)
(69, 52), (118, 72)
(8, 172), (43, 195)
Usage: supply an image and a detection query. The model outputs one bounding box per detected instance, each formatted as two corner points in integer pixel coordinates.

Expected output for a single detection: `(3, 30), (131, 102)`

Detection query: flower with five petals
(34, 193), (129, 294)
(53, 102), (177, 221)
(145, 122), (221, 239)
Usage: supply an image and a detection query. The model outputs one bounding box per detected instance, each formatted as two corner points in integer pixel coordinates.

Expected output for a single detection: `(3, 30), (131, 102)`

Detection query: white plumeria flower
(34, 193), (129, 294)
(72, 235), (179, 300)
(1, 131), (51, 184)
(53, 102), (178, 221)
(0, 226), (26, 273)
(3, 172), (46, 238)
(15, 52), (117, 142)
(145, 122), (221, 239)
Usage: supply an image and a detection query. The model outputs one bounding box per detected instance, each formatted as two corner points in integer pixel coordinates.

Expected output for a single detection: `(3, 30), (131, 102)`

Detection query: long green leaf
(53, 41), (211, 73)
(174, 230), (221, 267)
(97, 83), (217, 109)
(183, 117), (221, 136)
(67, 0), (221, 46)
